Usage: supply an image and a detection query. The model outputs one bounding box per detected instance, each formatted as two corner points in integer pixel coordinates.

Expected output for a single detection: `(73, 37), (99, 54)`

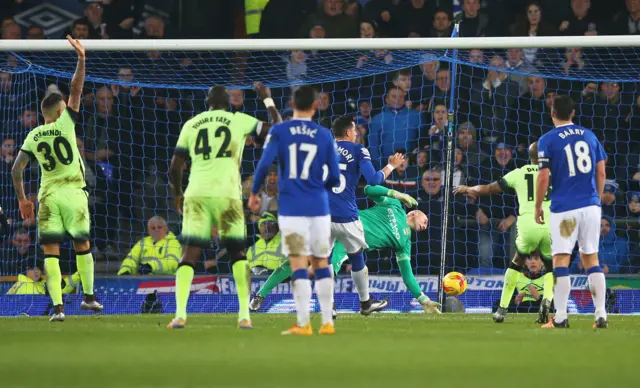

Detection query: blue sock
(348, 251), (365, 272)
(314, 267), (331, 280)
(587, 265), (603, 274)
(292, 268), (308, 281)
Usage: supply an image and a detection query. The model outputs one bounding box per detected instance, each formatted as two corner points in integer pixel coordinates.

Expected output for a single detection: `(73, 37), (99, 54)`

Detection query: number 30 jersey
(175, 110), (259, 198)
(330, 140), (385, 223)
(251, 119), (340, 217)
(20, 108), (85, 200)
(538, 123), (606, 213)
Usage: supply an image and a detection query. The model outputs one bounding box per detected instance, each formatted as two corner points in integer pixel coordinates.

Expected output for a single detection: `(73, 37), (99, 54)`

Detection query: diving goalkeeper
(250, 185), (442, 315)
(453, 142), (553, 324)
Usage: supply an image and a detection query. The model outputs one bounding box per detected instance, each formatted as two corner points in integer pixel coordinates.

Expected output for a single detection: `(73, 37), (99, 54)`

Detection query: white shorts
(278, 215), (331, 258)
(549, 205), (601, 256)
(330, 220), (368, 254)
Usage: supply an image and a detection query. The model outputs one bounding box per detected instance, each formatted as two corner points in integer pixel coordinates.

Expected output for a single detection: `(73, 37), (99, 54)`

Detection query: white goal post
(1, 36), (640, 51)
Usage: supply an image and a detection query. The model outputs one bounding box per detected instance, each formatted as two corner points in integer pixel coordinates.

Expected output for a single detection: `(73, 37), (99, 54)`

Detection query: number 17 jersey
(20, 108), (85, 200)
(175, 110), (259, 198)
(538, 123), (606, 213)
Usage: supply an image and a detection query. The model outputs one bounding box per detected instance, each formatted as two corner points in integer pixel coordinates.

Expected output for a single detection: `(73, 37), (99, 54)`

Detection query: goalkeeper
(250, 185), (442, 315)
(453, 142), (553, 324)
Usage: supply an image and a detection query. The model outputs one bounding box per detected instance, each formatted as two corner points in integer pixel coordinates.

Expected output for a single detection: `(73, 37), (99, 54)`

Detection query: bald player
(168, 82), (281, 329)
(12, 36), (102, 322)
(454, 142), (554, 324)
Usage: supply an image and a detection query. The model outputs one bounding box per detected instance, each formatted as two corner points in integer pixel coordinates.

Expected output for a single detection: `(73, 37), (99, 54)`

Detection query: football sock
(314, 267), (334, 325)
(232, 260), (251, 322)
(174, 264), (194, 320)
(542, 272), (554, 302)
(500, 268), (521, 308)
(44, 257), (63, 306)
(75, 251), (95, 295)
(587, 265), (607, 321)
(349, 251), (369, 302)
(553, 267), (570, 323)
(258, 263), (292, 297)
(398, 259), (423, 299)
(292, 268), (311, 327)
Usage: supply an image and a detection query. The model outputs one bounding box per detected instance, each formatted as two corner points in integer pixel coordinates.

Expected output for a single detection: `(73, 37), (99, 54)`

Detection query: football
(442, 272), (467, 296)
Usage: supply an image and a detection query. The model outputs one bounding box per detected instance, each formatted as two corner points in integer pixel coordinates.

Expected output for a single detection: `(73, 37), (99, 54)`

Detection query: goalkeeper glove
(138, 263), (153, 275)
(393, 192), (418, 208)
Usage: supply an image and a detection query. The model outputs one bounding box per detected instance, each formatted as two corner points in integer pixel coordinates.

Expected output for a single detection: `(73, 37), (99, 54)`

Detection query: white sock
(293, 278), (311, 326)
(351, 268), (370, 302)
(554, 276), (570, 323)
(315, 277), (334, 325)
(588, 272), (607, 321)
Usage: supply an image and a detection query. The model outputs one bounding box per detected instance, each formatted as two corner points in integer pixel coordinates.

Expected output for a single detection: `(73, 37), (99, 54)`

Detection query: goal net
(0, 37), (638, 316)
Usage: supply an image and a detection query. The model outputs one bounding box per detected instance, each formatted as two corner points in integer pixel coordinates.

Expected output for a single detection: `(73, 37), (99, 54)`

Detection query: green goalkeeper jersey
(358, 186), (413, 262)
(500, 164), (551, 218)
(175, 110), (259, 198)
(20, 108), (85, 200)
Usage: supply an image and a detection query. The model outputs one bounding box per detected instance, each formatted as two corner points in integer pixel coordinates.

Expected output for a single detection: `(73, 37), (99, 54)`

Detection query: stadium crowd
(0, 0), (639, 283)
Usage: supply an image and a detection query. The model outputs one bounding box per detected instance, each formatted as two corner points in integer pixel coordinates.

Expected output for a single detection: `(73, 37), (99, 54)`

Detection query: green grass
(1, 313), (638, 388)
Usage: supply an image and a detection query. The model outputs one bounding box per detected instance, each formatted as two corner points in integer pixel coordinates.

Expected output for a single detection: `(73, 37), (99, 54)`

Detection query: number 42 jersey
(20, 108), (85, 200)
(175, 110), (259, 199)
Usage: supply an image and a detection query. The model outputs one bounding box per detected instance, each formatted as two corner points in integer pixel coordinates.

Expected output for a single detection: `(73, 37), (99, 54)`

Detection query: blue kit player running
(329, 115), (404, 315)
(249, 86), (340, 336)
(535, 95), (608, 329)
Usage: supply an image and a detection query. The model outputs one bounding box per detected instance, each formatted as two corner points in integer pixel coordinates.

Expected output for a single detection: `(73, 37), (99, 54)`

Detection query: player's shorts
(330, 220), (368, 254)
(180, 196), (245, 248)
(549, 205), (601, 256)
(278, 215), (331, 257)
(38, 187), (90, 244)
(514, 217), (551, 260)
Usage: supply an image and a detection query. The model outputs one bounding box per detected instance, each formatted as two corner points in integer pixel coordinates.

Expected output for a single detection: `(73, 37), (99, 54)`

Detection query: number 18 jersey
(20, 108), (85, 200)
(538, 123), (606, 213)
(175, 110), (259, 198)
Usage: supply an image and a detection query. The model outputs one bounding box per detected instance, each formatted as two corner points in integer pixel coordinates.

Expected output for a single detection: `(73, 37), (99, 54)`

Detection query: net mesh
(0, 45), (638, 315)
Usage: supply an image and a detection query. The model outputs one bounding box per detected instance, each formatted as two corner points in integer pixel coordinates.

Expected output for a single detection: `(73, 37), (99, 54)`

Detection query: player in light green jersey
(454, 142), (553, 324)
(12, 36), (102, 322)
(250, 185), (442, 315)
(167, 82), (281, 329)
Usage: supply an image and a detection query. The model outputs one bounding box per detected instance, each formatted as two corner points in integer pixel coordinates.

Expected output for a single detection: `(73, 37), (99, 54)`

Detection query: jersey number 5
(195, 127), (231, 160)
(563, 140), (592, 177)
(37, 136), (73, 172)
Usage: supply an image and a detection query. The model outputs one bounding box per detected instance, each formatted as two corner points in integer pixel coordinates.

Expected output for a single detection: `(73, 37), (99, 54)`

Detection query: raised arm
(11, 151), (34, 220)
(361, 151), (404, 185)
(66, 35), (86, 112)
(364, 185), (417, 207)
(253, 82), (282, 144)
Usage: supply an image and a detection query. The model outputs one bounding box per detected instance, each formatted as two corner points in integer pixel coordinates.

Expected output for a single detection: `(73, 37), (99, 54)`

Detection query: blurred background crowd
(0, 0), (639, 286)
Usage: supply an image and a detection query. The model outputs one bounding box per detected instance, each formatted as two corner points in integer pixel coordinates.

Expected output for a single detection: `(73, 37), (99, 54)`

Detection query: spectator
(359, 20), (377, 38)
(309, 24), (327, 39)
(26, 24), (45, 39)
(451, 148), (467, 188)
(385, 152), (419, 196)
(391, 69), (414, 106)
(368, 86), (423, 167)
(354, 100), (372, 145)
(456, 121), (485, 168)
(83, 2), (132, 39)
(560, 47), (591, 77)
(6, 266), (45, 295)
(0, 136), (16, 218)
(254, 164), (279, 219)
(469, 55), (520, 141)
(455, 0), (491, 37)
(1, 230), (36, 275)
(317, 91), (334, 127)
(610, 0), (640, 35)
(71, 18), (90, 40)
(19, 104), (39, 132)
(602, 179), (628, 218)
(416, 149), (429, 174)
(1, 22), (20, 39)
(285, 50), (308, 84)
(417, 167), (443, 202)
(117, 216), (181, 275)
(509, 76), (551, 153)
(492, 252), (549, 313)
(362, 0), (400, 37)
(425, 103), (448, 150)
(412, 59), (438, 97)
(559, 0), (599, 36)
(299, 0), (358, 38)
(510, 2), (557, 40)
(259, 0), (316, 39)
(429, 9), (453, 37)
(247, 212), (286, 275)
(418, 68), (450, 113)
(505, 48), (537, 95)
(573, 216), (629, 274)
(101, 0), (142, 34)
(229, 89), (258, 114)
(396, 0), (436, 37)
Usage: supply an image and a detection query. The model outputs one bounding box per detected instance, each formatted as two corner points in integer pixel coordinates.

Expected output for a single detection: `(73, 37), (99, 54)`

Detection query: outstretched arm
(361, 152), (404, 185)
(453, 181), (504, 197)
(253, 82), (282, 144)
(364, 185), (418, 207)
(66, 35), (86, 112)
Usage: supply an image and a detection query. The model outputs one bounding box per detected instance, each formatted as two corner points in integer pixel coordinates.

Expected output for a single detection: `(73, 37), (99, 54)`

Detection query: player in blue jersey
(330, 115), (405, 315)
(535, 95), (608, 329)
(249, 86), (340, 336)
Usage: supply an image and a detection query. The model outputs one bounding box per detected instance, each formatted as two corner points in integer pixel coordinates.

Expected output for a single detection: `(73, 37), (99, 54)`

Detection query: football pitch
(1, 313), (638, 388)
